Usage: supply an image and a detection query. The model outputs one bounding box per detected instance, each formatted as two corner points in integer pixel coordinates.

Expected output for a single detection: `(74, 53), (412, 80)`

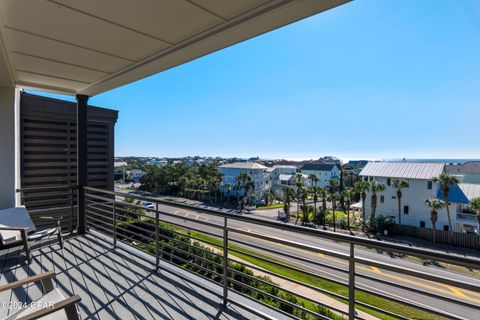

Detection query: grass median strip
(175, 227), (446, 320)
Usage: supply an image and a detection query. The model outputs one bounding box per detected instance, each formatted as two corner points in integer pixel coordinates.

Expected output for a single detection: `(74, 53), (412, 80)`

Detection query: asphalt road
(113, 192), (480, 319)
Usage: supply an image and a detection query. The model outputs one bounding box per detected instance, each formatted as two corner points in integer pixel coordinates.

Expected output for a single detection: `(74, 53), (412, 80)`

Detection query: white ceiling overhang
(0, 0), (349, 96)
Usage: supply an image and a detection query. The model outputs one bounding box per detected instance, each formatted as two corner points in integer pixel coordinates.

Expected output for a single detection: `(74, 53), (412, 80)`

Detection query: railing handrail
(17, 184), (78, 233)
(84, 186), (480, 320)
(83, 186), (480, 269)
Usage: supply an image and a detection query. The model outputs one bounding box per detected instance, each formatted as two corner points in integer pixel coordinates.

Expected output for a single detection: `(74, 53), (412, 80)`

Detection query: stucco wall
(363, 177), (460, 232)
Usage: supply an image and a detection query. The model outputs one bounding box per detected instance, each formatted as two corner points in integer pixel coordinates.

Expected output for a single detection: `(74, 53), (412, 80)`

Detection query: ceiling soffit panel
(3, 28), (132, 73)
(190, 0), (270, 20)
(10, 52), (108, 83)
(80, 0), (350, 96)
(52, 0), (226, 44)
(0, 0), (350, 95)
(1, 0), (170, 61)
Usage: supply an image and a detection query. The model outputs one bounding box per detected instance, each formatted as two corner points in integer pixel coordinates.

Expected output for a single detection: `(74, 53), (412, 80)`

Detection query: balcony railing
(457, 213), (478, 222)
(16, 185), (78, 232)
(80, 186), (480, 320)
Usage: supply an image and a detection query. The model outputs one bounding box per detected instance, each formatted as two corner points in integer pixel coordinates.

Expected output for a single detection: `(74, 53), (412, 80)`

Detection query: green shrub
(119, 219), (338, 319)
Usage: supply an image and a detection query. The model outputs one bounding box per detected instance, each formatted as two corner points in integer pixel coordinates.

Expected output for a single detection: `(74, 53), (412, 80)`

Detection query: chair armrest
(17, 295), (81, 320)
(0, 271), (55, 292)
(38, 216), (63, 221)
(0, 226), (29, 231)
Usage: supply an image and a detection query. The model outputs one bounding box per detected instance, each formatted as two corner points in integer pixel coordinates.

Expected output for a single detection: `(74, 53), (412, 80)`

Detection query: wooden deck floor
(0, 233), (285, 320)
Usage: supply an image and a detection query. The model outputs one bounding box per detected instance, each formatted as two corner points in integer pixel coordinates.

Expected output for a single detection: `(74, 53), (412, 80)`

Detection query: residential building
(359, 162), (480, 233)
(300, 163), (340, 187)
(348, 160), (369, 168)
(129, 169), (144, 182)
(148, 159), (168, 167)
(447, 161), (480, 184)
(218, 162), (270, 201)
(268, 165), (301, 197)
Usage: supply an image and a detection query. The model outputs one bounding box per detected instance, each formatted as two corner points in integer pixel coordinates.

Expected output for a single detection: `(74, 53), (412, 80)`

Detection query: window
(403, 205), (409, 214)
(427, 181), (432, 190)
(443, 225), (449, 231)
(380, 195), (384, 203)
(420, 221), (425, 228)
(369, 177), (373, 182)
(387, 178), (391, 186)
(364, 177), (368, 182)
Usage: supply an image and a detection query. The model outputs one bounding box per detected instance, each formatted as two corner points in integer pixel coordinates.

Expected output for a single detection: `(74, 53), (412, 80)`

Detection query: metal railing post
(348, 243), (355, 320)
(222, 216), (229, 307)
(112, 199), (117, 248)
(155, 202), (160, 271)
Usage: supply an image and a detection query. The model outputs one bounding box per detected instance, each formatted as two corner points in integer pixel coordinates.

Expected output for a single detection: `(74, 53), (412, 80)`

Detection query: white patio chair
(0, 271), (81, 320)
(0, 207), (63, 264)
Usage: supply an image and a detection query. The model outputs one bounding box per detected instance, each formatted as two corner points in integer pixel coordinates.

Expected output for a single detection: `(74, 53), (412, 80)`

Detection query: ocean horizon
(386, 159), (480, 164)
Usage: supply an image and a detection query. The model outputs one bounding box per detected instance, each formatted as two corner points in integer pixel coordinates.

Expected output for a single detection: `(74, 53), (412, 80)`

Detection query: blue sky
(31, 0), (480, 161)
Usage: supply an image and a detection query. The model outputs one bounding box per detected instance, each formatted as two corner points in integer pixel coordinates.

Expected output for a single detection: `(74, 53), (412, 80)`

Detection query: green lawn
(175, 227), (444, 320)
(257, 203), (284, 210)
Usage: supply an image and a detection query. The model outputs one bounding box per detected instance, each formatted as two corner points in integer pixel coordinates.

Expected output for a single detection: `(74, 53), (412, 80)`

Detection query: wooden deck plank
(73, 236), (137, 320)
(1, 233), (290, 320)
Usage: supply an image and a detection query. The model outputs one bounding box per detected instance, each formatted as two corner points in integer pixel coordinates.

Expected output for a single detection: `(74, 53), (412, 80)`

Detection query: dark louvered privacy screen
(20, 92), (118, 231)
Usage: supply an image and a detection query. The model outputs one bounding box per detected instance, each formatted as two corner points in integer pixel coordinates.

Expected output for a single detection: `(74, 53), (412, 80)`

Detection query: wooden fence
(392, 225), (480, 250)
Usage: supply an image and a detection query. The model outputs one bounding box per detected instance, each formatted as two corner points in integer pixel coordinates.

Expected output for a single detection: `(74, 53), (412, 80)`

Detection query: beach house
(360, 162), (480, 233)
(218, 162), (270, 202)
(300, 163), (340, 187)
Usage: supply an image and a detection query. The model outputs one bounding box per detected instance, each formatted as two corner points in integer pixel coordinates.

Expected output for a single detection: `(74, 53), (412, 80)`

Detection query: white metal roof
(458, 183), (480, 201)
(114, 161), (127, 167)
(279, 173), (294, 181)
(0, 0), (349, 96)
(219, 162), (267, 170)
(279, 173), (306, 181)
(359, 162), (445, 180)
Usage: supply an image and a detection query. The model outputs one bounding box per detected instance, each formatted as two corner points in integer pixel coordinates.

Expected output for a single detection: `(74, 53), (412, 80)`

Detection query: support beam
(76, 94), (88, 234)
(0, 86), (16, 209)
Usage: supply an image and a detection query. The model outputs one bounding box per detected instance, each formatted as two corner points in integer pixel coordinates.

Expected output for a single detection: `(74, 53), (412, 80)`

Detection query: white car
(143, 201), (155, 210)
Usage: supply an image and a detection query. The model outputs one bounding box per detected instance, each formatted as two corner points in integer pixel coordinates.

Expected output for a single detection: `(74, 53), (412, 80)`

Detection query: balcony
(0, 232), (286, 320)
(3, 186), (480, 320)
(457, 212), (478, 222)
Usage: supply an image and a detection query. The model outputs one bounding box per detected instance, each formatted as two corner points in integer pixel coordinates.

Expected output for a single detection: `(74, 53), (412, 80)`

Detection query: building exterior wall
(0, 86), (15, 209)
(219, 167), (269, 200)
(270, 166), (297, 197)
(301, 167), (340, 187)
(362, 177), (465, 232)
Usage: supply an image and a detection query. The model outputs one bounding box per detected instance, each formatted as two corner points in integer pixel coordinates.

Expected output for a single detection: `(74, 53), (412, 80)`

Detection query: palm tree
(225, 183), (233, 205)
(283, 187), (295, 222)
(393, 179), (409, 225)
(308, 174), (319, 218)
(295, 173), (304, 224)
(318, 187), (328, 229)
(300, 188), (309, 225)
(433, 174), (459, 241)
(470, 198), (480, 235)
(235, 173), (251, 209)
(328, 190), (338, 232)
(212, 176), (221, 204)
(264, 190), (274, 206)
(342, 189), (353, 231)
(368, 181), (385, 221)
(244, 180), (255, 206)
(425, 198), (445, 244)
(354, 181), (369, 221)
